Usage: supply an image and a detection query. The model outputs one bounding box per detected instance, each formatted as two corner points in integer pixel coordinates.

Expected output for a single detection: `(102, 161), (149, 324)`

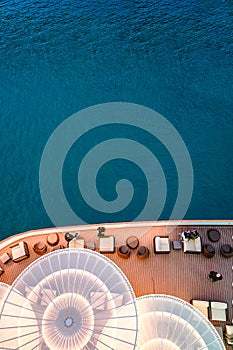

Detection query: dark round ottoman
(117, 245), (130, 259)
(136, 246), (149, 260)
(220, 244), (233, 258)
(203, 244), (215, 258)
(207, 229), (220, 242)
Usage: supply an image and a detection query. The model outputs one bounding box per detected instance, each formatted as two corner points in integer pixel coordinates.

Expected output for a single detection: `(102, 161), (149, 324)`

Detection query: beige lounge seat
(68, 238), (85, 248)
(154, 236), (171, 254)
(182, 236), (202, 253)
(0, 252), (11, 264)
(99, 236), (115, 253)
(89, 291), (107, 310)
(109, 292), (124, 308)
(191, 300), (209, 318)
(225, 325), (233, 345)
(11, 241), (29, 262)
(210, 301), (227, 321)
(0, 267), (4, 276)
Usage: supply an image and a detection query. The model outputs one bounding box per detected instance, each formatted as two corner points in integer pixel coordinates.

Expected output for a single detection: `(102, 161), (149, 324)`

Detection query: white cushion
(226, 325), (233, 336)
(11, 242), (27, 261)
(89, 291), (106, 310)
(0, 253), (11, 264)
(210, 302), (227, 321)
(68, 238), (85, 248)
(210, 301), (227, 309)
(183, 236), (202, 253)
(99, 236), (115, 253)
(191, 300), (209, 318)
(155, 237), (170, 252)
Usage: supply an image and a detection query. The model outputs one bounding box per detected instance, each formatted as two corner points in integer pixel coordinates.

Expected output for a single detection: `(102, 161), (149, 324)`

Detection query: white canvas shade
(98, 294), (225, 350)
(0, 249), (138, 349)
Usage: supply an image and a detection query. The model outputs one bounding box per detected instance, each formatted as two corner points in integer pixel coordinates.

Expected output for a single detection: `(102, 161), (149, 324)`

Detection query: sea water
(0, 0), (232, 240)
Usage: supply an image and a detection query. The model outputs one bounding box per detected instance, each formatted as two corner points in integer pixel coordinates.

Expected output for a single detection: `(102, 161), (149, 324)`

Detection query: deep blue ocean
(0, 0), (232, 240)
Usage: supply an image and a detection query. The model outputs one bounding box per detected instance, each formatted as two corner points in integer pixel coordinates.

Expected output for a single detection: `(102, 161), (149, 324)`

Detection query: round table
(47, 233), (59, 246)
(126, 236), (139, 249)
(207, 229), (220, 242)
(203, 244), (215, 258)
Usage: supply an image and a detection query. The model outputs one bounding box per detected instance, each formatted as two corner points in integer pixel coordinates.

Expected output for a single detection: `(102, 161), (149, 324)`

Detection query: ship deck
(0, 221), (232, 348)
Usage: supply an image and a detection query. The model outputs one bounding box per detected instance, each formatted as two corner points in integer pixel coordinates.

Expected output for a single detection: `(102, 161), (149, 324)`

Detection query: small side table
(203, 244), (215, 258)
(126, 236), (139, 249)
(172, 240), (182, 250)
(86, 242), (96, 250)
(47, 233), (59, 246)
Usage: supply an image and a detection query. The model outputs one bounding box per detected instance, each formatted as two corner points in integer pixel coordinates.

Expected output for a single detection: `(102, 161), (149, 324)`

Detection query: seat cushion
(11, 242), (29, 262)
(191, 300), (209, 318)
(0, 252), (11, 264)
(226, 325), (233, 336)
(183, 236), (202, 253)
(89, 291), (106, 310)
(111, 293), (124, 308)
(99, 236), (115, 253)
(210, 302), (227, 321)
(154, 236), (170, 253)
(69, 238), (85, 248)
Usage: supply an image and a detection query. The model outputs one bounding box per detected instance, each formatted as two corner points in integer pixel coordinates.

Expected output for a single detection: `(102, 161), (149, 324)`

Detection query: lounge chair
(99, 236), (115, 253)
(68, 238), (85, 248)
(181, 234), (202, 253)
(106, 292), (124, 309)
(225, 325), (233, 345)
(191, 300), (209, 318)
(210, 301), (227, 321)
(86, 241), (96, 250)
(11, 242), (29, 262)
(0, 252), (11, 264)
(153, 236), (171, 254)
(89, 291), (106, 310)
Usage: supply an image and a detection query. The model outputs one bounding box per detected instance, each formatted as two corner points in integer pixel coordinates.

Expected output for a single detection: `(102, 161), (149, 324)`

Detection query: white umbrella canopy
(0, 249), (138, 350)
(98, 294), (225, 350)
(0, 282), (40, 350)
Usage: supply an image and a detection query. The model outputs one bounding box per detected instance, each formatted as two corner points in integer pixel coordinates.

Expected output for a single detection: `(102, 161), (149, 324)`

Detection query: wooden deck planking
(0, 225), (232, 327)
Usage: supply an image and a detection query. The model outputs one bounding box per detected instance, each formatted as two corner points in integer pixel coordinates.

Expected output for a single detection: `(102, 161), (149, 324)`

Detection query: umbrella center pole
(64, 316), (74, 328)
